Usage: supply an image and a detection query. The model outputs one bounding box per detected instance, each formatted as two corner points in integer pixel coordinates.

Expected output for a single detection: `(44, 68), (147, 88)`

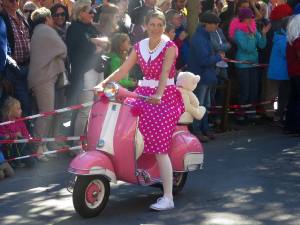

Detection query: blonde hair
(31, 7), (51, 23)
(1, 97), (21, 121)
(145, 9), (166, 26)
(72, 0), (91, 21)
(287, 14), (300, 44)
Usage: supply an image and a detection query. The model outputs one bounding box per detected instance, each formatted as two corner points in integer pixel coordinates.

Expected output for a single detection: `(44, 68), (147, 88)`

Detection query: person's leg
(201, 86), (212, 133)
(292, 77), (300, 132)
(33, 76), (56, 157)
(249, 67), (259, 104)
(191, 85), (210, 141)
(2, 162), (14, 177)
(150, 153), (174, 210)
(12, 66), (32, 117)
(156, 153), (173, 199)
(48, 88), (68, 149)
(277, 80), (290, 121)
(285, 78), (296, 132)
(237, 68), (250, 105)
(0, 169), (5, 179)
(74, 70), (104, 137)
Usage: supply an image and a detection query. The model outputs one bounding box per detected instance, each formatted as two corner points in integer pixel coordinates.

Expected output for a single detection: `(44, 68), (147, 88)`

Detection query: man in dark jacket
(187, 11), (224, 142)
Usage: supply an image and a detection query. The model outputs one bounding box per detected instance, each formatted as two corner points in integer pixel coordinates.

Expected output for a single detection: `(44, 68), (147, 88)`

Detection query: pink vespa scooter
(68, 82), (204, 218)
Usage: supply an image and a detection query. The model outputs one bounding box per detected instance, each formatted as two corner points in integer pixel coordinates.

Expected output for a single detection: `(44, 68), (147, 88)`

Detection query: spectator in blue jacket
(229, 8), (270, 120)
(187, 11), (224, 142)
(268, 5), (292, 125)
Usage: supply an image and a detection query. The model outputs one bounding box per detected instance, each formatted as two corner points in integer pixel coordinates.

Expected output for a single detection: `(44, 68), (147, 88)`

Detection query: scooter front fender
(68, 151), (116, 183)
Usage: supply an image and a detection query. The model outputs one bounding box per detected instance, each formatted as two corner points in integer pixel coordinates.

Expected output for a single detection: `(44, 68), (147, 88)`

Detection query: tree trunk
(186, 0), (200, 37)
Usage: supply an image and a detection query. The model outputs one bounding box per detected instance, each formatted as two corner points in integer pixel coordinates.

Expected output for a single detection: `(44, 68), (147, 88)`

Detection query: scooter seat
(135, 128), (144, 159)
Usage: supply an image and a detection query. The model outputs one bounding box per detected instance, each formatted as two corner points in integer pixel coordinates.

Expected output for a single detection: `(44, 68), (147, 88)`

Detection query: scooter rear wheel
(173, 172), (188, 195)
(73, 175), (110, 218)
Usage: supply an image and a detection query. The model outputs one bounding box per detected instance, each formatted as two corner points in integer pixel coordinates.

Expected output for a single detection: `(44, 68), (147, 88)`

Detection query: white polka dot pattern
(129, 40), (184, 154)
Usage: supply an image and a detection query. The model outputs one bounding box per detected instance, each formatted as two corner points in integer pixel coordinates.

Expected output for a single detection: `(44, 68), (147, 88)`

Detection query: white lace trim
(139, 35), (170, 62)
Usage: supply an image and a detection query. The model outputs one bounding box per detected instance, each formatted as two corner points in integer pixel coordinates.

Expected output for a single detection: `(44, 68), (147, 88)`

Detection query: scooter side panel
(87, 99), (110, 151)
(68, 151), (116, 183)
(169, 126), (204, 171)
(113, 104), (138, 183)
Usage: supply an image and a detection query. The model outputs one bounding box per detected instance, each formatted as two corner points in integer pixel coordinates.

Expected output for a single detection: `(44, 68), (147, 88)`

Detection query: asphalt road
(0, 124), (300, 225)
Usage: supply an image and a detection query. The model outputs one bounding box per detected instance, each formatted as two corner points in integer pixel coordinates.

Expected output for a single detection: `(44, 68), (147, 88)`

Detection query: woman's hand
(147, 94), (162, 105)
(93, 81), (106, 95)
(262, 23), (271, 35)
(90, 37), (109, 48)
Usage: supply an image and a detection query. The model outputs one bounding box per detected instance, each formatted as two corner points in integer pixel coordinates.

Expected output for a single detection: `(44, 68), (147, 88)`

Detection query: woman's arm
(94, 49), (137, 90)
(148, 45), (176, 104)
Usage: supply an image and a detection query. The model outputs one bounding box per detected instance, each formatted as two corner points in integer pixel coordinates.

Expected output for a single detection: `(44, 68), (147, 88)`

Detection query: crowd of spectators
(0, 0), (300, 179)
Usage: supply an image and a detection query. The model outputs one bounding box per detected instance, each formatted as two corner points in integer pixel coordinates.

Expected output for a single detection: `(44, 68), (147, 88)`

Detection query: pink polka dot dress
(131, 37), (184, 154)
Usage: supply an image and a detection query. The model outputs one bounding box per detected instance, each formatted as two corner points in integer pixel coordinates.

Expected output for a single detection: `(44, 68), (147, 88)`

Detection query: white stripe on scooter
(96, 102), (121, 155)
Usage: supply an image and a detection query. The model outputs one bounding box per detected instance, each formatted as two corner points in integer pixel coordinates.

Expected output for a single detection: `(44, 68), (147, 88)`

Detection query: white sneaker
(149, 197), (174, 211)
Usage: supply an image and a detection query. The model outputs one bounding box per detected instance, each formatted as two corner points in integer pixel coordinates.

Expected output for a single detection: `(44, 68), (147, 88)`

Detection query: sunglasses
(53, 12), (66, 17)
(23, 9), (33, 14)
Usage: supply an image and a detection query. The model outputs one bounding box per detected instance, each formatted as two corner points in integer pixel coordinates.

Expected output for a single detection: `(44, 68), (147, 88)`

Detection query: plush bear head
(176, 72), (200, 92)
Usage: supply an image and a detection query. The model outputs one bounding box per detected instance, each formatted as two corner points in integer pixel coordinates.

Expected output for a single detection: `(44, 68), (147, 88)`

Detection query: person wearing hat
(229, 8), (270, 122)
(267, 3), (292, 125)
(187, 11), (224, 142)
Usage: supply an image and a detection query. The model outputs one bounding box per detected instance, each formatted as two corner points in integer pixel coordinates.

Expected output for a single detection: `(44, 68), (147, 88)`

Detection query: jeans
(236, 67), (260, 105)
(6, 65), (31, 116)
(192, 84), (212, 135)
(285, 76), (300, 132)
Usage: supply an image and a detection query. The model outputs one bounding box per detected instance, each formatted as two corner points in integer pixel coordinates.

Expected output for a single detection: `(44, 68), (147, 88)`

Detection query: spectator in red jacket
(285, 14), (300, 135)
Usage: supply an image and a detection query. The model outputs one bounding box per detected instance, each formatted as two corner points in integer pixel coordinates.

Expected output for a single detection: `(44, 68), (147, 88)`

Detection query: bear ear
(195, 75), (201, 83)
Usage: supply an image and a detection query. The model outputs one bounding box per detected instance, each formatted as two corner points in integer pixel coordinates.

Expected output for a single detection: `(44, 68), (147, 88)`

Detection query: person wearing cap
(267, 3), (292, 125)
(229, 8), (270, 121)
(187, 11), (224, 142)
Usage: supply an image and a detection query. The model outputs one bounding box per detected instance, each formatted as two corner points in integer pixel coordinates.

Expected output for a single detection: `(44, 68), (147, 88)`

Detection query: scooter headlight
(103, 82), (119, 99)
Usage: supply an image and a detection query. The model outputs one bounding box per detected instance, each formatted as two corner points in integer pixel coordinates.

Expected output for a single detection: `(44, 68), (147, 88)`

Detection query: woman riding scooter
(94, 10), (184, 211)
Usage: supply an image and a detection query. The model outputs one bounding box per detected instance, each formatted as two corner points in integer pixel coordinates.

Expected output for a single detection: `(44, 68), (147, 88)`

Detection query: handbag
(56, 71), (70, 89)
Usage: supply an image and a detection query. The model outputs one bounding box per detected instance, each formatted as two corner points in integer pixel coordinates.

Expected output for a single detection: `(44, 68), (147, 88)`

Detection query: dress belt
(138, 78), (174, 88)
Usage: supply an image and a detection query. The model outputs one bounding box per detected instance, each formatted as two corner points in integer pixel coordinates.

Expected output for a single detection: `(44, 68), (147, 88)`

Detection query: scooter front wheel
(73, 175), (110, 218)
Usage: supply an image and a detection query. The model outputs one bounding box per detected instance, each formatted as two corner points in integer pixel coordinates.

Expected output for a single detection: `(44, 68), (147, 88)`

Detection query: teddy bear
(176, 71), (206, 124)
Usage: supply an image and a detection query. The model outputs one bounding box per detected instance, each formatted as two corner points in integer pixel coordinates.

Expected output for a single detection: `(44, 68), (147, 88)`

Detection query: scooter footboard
(68, 151), (116, 183)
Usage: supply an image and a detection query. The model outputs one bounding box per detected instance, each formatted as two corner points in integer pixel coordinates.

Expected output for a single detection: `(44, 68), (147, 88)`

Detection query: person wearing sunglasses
(22, 1), (37, 30)
(66, 0), (109, 146)
(50, 3), (70, 42)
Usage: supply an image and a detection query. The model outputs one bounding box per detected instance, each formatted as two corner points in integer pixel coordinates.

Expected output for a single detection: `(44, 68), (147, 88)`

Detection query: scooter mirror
(103, 82), (120, 99)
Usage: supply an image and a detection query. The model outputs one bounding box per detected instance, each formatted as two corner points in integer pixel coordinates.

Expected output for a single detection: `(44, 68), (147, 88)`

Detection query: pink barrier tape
(0, 136), (86, 144)
(224, 58), (268, 67)
(210, 98), (277, 110)
(6, 145), (82, 162)
(0, 102), (94, 127)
